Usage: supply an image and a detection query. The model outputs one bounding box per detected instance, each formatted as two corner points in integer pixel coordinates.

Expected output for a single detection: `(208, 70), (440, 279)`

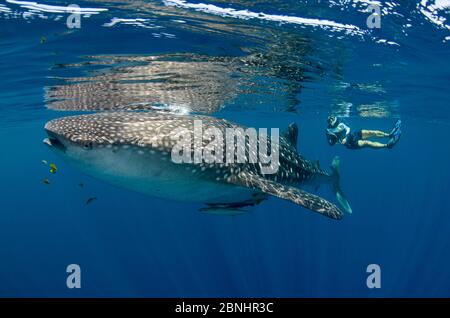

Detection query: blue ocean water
(1, 0), (450, 297)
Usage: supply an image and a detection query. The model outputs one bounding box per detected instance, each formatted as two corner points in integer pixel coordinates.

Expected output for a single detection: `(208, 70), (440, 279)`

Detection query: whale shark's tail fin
(330, 156), (352, 214)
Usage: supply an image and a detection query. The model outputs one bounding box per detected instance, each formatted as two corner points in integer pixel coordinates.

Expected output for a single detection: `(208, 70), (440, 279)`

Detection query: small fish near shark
(43, 112), (352, 220)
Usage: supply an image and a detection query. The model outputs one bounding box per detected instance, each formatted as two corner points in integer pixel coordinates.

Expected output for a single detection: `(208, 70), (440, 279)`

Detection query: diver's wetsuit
(345, 131), (362, 149)
(326, 122), (361, 149)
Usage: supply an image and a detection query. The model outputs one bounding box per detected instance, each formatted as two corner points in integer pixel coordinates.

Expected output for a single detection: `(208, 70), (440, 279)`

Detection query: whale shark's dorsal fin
(228, 172), (343, 220)
(282, 123), (298, 150)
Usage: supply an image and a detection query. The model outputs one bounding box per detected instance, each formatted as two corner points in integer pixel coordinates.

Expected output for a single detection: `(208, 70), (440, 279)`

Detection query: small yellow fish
(42, 178), (50, 185)
(49, 163), (57, 174)
(40, 36), (47, 44)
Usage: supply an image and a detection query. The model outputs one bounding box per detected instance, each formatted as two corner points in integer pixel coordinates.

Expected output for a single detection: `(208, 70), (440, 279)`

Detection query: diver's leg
(360, 129), (389, 139)
(357, 140), (387, 149)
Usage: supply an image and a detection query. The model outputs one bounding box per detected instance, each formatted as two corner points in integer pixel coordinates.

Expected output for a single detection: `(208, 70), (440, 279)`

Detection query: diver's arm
(326, 122), (350, 146)
(338, 123), (350, 135)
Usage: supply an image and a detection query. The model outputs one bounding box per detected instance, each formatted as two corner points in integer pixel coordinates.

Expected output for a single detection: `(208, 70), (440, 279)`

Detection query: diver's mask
(327, 115), (339, 128)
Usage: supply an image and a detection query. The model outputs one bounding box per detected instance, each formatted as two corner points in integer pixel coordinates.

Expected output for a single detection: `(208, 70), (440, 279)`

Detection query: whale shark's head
(44, 115), (115, 177)
(43, 112), (204, 180)
(43, 113), (173, 175)
(44, 114), (115, 158)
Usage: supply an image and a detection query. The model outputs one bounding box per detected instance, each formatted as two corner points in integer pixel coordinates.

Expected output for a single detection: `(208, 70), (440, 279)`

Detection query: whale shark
(43, 112), (351, 220)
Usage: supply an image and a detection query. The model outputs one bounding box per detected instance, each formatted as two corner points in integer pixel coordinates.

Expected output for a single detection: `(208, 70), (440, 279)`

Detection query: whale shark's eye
(82, 142), (93, 150)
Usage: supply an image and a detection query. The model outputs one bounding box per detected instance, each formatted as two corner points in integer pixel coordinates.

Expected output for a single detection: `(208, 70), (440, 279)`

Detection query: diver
(325, 116), (401, 150)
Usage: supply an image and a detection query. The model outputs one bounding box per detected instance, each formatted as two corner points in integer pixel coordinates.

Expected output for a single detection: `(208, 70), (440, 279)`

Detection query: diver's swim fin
(387, 126), (402, 149)
(330, 156), (353, 214)
(228, 171), (343, 220)
(389, 119), (402, 137)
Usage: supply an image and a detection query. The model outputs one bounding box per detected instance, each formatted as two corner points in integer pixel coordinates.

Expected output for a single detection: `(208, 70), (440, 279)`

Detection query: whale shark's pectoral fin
(228, 172), (343, 220)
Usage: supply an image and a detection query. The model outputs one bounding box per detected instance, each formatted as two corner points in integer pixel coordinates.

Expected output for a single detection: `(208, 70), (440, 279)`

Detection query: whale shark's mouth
(43, 131), (67, 152)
